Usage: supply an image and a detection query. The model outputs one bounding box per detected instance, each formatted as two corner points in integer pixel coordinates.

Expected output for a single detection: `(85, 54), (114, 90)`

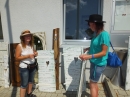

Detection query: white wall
(0, 0), (114, 49)
(0, 0), (63, 50)
(103, 0), (112, 33)
(0, 0), (115, 49)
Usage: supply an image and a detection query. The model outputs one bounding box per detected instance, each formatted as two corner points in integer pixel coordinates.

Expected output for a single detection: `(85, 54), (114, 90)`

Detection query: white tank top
(19, 44), (35, 68)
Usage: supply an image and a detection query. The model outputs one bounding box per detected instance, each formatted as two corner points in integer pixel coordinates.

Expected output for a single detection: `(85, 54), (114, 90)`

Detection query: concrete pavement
(0, 83), (107, 97)
(0, 79), (130, 97)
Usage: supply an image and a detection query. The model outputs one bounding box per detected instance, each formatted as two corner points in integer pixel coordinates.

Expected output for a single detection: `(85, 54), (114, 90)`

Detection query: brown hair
(95, 22), (104, 32)
(20, 30), (34, 48)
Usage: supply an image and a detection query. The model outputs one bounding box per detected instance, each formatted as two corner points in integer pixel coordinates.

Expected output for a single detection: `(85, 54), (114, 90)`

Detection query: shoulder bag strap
(21, 61), (29, 65)
(110, 41), (115, 52)
(21, 61), (30, 68)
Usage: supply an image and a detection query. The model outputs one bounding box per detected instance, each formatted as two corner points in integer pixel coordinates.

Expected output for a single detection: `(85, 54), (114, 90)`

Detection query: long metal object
(76, 60), (87, 97)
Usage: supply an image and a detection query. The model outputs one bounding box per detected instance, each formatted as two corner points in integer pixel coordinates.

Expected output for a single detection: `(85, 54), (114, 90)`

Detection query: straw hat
(20, 30), (32, 39)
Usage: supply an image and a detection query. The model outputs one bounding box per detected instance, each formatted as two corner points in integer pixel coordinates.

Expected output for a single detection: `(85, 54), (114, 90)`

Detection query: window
(63, 0), (102, 41)
(0, 14), (3, 39)
(111, 0), (130, 33)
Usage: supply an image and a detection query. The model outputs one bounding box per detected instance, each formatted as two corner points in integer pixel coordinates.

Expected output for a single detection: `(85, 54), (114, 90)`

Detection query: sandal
(26, 93), (37, 97)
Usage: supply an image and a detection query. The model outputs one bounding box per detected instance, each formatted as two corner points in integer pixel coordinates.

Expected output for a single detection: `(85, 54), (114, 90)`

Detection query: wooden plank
(76, 60), (87, 97)
(53, 28), (60, 90)
(37, 50), (56, 92)
(10, 43), (21, 87)
(63, 46), (86, 91)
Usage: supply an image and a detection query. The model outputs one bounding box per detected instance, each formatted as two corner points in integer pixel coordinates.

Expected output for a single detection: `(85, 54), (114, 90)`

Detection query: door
(10, 43), (21, 86)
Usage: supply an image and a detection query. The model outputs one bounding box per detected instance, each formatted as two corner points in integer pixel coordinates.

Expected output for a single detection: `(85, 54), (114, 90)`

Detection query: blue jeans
(19, 67), (36, 88)
(90, 63), (106, 82)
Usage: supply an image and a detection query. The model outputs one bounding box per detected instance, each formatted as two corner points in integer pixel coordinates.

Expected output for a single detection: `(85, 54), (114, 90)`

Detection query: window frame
(62, 0), (103, 45)
(111, 0), (130, 34)
(0, 13), (4, 41)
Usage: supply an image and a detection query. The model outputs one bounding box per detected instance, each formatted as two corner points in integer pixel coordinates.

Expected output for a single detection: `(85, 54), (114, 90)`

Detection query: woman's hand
(29, 54), (35, 59)
(79, 54), (84, 60)
(28, 51), (38, 59)
(79, 54), (92, 60)
(34, 51), (38, 57)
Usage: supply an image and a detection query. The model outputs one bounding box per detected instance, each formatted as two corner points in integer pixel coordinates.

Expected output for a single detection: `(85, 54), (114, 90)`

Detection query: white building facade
(0, 0), (130, 90)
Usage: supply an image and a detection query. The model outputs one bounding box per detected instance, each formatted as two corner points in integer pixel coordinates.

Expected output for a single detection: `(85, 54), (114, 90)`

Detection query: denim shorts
(90, 63), (106, 82)
(19, 67), (36, 88)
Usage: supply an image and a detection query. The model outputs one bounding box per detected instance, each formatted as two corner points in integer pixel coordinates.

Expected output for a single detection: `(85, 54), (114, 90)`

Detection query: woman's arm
(91, 44), (108, 58)
(15, 44), (34, 61)
(80, 44), (108, 60)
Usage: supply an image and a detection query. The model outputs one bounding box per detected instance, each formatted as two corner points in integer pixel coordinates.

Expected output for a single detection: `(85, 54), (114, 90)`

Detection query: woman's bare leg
(20, 88), (26, 97)
(90, 80), (98, 97)
(27, 83), (33, 94)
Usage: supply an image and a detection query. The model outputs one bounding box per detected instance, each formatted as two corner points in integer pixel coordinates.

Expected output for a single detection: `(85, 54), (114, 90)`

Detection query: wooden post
(10, 43), (21, 87)
(53, 28), (60, 90)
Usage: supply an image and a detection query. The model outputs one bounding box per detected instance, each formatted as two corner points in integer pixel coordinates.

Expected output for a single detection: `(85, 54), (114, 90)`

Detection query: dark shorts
(19, 67), (36, 88)
(90, 62), (106, 82)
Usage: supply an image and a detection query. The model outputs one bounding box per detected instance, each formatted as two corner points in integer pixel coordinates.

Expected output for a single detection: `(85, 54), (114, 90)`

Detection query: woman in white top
(15, 30), (38, 97)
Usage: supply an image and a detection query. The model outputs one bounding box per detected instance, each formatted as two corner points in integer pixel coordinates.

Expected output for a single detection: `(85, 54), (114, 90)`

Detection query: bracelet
(92, 54), (94, 58)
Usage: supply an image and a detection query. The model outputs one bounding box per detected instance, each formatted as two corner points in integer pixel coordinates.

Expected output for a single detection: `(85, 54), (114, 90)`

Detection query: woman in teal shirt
(79, 14), (110, 97)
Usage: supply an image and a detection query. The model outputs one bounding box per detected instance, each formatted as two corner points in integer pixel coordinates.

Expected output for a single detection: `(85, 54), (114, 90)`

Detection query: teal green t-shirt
(88, 31), (110, 66)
